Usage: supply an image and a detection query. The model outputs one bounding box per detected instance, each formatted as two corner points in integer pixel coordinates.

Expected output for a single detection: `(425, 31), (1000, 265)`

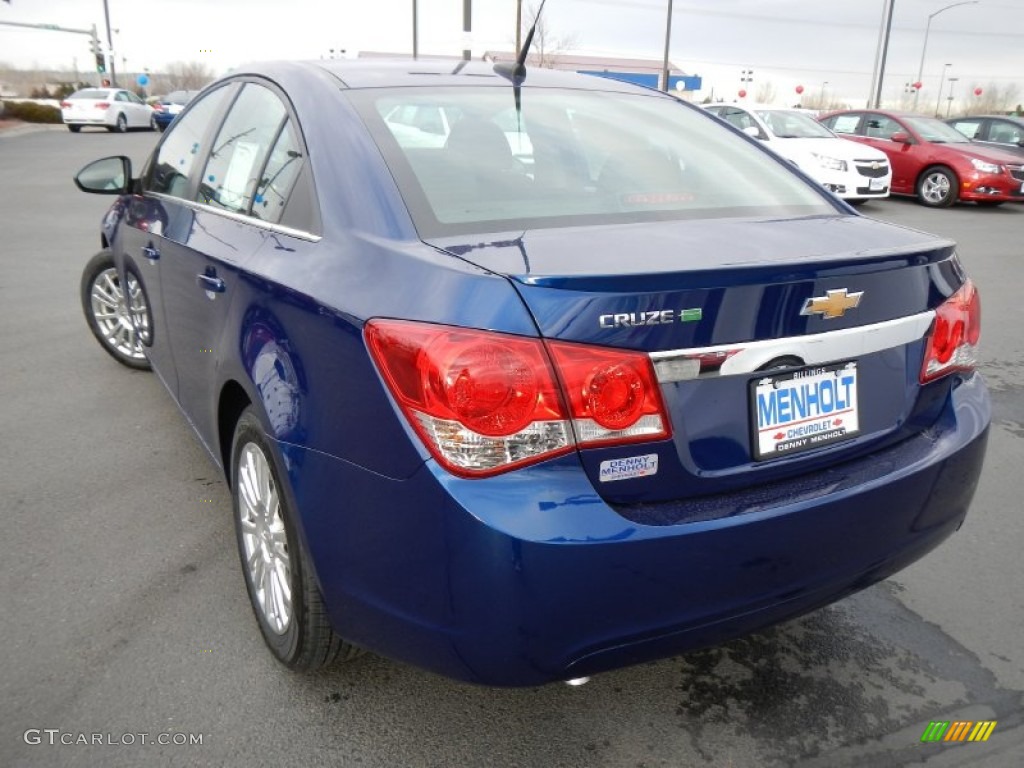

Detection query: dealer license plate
(869, 178), (887, 191)
(751, 361), (860, 460)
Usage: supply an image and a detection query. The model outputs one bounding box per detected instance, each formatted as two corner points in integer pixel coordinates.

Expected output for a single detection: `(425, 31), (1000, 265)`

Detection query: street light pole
(946, 77), (959, 116)
(101, 0), (117, 86)
(936, 63), (951, 116)
(914, 1), (979, 111)
(660, 0), (673, 92)
(819, 80), (829, 108)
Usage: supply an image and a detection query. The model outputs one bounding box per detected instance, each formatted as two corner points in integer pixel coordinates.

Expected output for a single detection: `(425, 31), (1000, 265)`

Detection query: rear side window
(251, 119), (305, 224)
(145, 85), (233, 199)
(197, 83), (288, 214)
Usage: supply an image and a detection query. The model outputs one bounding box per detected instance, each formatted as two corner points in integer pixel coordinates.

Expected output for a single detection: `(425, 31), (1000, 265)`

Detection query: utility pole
(102, 0), (117, 86)
(660, 0), (674, 92)
(412, 0), (418, 59)
(867, 0), (895, 108)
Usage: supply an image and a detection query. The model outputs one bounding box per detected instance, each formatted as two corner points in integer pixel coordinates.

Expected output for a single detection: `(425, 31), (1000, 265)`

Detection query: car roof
(946, 114), (1024, 123)
(231, 59), (654, 94)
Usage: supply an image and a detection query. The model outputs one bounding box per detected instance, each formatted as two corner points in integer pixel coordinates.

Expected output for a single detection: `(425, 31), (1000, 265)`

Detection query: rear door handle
(142, 244), (160, 261)
(196, 273), (226, 294)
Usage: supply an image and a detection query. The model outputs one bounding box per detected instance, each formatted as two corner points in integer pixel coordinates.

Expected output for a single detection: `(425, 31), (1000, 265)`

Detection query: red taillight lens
(365, 321), (571, 476)
(95, 102), (110, 109)
(365, 320), (671, 477)
(920, 280), (980, 383)
(151, 103), (164, 112)
(60, 100), (71, 108)
(547, 341), (670, 445)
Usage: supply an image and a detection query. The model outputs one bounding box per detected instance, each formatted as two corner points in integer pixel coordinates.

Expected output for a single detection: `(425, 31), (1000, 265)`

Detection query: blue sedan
(74, 59), (990, 686)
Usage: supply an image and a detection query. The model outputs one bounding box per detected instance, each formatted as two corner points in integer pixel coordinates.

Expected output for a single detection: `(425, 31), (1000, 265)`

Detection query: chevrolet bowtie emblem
(800, 288), (864, 319)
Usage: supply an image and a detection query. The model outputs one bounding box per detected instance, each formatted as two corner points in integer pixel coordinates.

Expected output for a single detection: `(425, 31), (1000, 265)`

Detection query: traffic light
(90, 37), (106, 73)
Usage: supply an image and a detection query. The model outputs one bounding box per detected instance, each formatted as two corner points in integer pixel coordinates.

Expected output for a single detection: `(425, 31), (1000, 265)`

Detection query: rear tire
(231, 409), (362, 671)
(916, 166), (957, 207)
(112, 113), (127, 133)
(80, 249), (152, 370)
(67, 124), (81, 133)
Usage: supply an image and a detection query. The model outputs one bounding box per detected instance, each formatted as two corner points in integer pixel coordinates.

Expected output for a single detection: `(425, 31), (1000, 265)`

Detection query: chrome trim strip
(650, 311), (935, 383)
(148, 192), (322, 242)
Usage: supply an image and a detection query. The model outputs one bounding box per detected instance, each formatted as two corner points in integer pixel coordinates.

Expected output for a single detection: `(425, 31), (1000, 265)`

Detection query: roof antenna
(494, 0), (548, 82)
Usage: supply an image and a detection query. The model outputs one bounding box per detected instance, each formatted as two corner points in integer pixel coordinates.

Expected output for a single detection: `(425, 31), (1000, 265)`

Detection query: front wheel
(231, 409), (362, 670)
(80, 249), (152, 370)
(917, 166), (958, 207)
(67, 124), (81, 133)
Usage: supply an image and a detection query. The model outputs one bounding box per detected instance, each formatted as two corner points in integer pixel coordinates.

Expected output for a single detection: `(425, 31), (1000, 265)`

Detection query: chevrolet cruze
(74, 60), (990, 686)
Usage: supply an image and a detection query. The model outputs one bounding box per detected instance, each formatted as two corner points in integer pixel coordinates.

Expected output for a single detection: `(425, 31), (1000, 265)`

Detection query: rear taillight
(920, 280), (980, 383)
(95, 102), (110, 109)
(365, 320), (670, 477)
(60, 100), (71, 108)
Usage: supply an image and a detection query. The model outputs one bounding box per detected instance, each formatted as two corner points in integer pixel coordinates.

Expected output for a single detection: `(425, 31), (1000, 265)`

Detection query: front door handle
(142, 244), (160, 261)
(196, 273), (226, 294)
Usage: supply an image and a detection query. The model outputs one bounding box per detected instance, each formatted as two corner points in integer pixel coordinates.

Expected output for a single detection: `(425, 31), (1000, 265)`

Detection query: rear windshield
(69, 89), (111, 100)
(349, 86), (836, 238)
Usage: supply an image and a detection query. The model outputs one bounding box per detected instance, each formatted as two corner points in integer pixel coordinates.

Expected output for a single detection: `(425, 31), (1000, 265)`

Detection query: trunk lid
(426, 215), (961, 505)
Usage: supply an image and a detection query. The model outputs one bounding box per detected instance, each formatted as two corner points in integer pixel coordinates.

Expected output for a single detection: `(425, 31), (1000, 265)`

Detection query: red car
(819, 109), (1024, 207)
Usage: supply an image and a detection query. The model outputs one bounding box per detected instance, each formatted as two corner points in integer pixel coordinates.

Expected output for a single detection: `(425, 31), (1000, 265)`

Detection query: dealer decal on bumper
(599, 454), (659, 482)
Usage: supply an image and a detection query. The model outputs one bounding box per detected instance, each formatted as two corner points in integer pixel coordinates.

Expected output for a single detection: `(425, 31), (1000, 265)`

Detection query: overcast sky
(2, 0), (1022, 107)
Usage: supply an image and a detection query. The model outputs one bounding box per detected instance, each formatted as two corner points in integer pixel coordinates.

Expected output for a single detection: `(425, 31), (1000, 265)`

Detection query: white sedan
(61, 88), (154, 133)
(705, 103), (892, 204)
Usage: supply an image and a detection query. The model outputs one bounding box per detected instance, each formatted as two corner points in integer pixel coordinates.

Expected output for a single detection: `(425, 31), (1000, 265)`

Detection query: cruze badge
(599, 308), (703, 328)
(800, 289), (864, 319)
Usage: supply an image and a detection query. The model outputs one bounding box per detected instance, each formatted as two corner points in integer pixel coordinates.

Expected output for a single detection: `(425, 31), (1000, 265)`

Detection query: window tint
(354, 87), (835, 238)
(252, 119), (305, 224)
(197, 83), (287, 214)
(146, 85), (233, 199)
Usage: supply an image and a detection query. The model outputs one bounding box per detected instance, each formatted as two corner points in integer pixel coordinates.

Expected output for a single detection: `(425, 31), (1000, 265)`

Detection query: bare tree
(523, 3), (579, 68)
(160, 61), (215, 92)
(960, 82), (1021, 116)
(755, 81), (776, 104)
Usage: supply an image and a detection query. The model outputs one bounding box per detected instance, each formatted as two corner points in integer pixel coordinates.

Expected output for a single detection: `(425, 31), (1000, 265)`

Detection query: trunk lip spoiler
(650, 311), (935, 382)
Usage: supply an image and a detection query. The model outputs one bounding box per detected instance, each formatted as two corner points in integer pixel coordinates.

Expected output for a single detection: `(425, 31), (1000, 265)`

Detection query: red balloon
(795, 85), (804, 95)
(738, 89), (747, 98)
(974, 87), (983, 96)
(912, 81), (922, 90)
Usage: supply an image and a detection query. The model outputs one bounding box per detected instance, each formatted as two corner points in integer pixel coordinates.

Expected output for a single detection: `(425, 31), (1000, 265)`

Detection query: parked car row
(704, 102), (1024, 209)
(819, 109), (1024, 208)
(61, 87), (198, 134)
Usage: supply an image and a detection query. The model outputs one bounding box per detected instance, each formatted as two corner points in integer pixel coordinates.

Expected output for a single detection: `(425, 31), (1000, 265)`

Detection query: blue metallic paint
(86, 60), (991, 686)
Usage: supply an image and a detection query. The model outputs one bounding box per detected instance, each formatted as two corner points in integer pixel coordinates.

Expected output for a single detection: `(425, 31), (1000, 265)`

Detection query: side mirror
(74, 156), (133, 194)
(890, 131), (912, 145)
(742, 125), (763, 139)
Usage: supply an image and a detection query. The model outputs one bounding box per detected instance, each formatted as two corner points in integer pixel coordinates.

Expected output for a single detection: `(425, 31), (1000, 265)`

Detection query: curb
(0, 123), (66, 139)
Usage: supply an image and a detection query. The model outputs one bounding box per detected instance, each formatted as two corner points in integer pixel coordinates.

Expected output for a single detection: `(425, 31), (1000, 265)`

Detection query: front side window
(351, 87), (835, 238)
(198, 83), (288, 214)
(949, 119), (982, 139)
(145, 85), (233, 199)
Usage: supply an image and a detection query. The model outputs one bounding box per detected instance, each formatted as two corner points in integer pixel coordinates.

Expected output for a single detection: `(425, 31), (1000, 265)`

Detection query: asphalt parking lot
(1, 126), (1021, 767)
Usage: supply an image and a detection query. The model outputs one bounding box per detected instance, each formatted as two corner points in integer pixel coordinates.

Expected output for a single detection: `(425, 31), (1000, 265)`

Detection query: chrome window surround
(650, 311), (935, 383)
(149, 192), (322, 243)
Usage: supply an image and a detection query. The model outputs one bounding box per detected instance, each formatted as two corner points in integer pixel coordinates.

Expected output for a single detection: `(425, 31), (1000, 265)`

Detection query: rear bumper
(281, 373), (989, 686)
